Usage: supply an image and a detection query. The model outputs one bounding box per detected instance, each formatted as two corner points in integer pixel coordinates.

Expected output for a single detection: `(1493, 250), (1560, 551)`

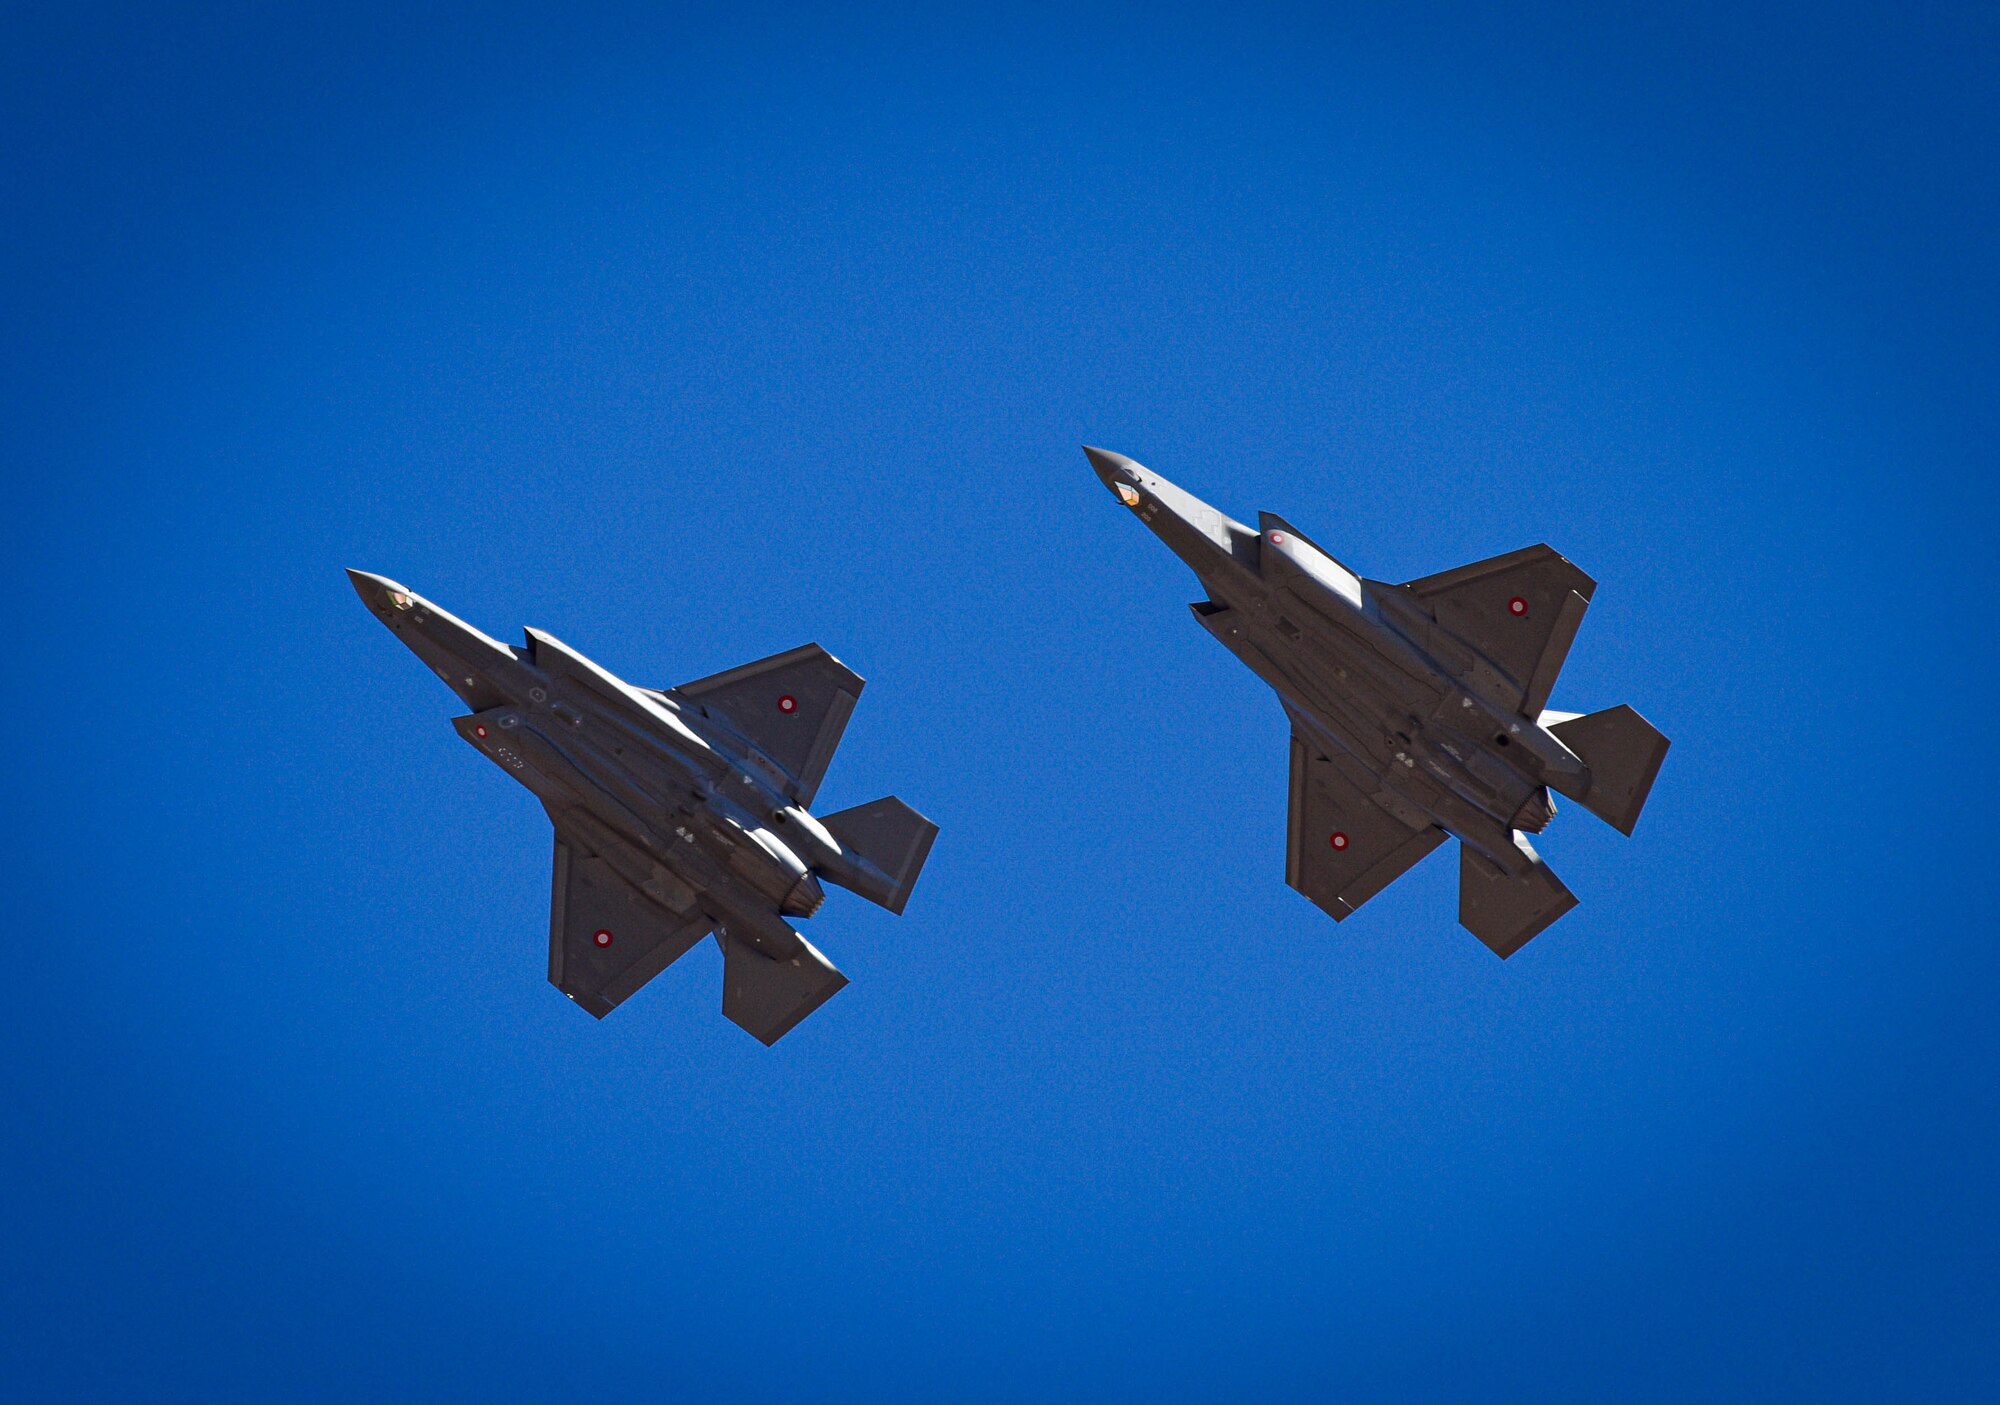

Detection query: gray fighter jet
(1085, 447), (1668, 956)
(348, 570), (938, 1043)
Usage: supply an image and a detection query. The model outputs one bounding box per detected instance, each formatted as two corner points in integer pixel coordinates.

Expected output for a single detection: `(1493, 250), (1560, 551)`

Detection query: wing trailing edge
(671, 644), (863, 807)
(1403, 545), (1596, 716)
(1285, 733), (1446, 922)
(549, 831), (711, 1017)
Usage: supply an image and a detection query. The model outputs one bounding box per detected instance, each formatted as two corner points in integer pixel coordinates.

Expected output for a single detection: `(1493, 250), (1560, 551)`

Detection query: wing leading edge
(550, 828), (711, 1017)
(670, 644), (863, 807)
(1285, 733), (1446, 922)
(1402, 545), (1595, 716)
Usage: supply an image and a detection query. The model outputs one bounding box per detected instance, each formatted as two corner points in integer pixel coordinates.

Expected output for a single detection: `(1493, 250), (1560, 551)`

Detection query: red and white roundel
(777, 694), (797, 714)
(1508, 596), (1528, 617)
(475, 724), (488, 738)
(1269, 531), (1286, 545)
(1329, 832), (1349, 851)
(593, 929), (613, 948)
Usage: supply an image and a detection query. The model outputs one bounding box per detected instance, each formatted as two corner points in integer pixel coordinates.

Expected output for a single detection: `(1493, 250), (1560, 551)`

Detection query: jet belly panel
(1193, 580), (1520, 856)
(520, 677), (813, 905)
(1279, 587), (1552, 838)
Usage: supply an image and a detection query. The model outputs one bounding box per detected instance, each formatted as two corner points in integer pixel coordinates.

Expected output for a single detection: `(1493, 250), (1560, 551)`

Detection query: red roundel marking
(593, 929), (613, 948)
(475, 724), (488, 738)
(777, 694), (797, 713)
(1508, 596), (1528, 616)
(1329, 832), (1349, 851)
(1269, 531), (1286, 544)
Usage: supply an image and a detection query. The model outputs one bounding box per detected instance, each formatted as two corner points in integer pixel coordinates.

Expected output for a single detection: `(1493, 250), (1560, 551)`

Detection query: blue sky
(4, 3), (1994, 1399)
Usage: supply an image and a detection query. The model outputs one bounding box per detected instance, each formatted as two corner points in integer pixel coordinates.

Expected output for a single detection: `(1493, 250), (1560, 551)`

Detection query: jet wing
(670, 644), (863, 807)
(549, 831), (711, 1018)
(1402, 545), (1596, 716)
(1286, 733), (1447, 922)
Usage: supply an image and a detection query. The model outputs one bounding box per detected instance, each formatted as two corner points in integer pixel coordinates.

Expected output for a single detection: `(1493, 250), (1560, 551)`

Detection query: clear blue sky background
(5, 3), (1994, 1399)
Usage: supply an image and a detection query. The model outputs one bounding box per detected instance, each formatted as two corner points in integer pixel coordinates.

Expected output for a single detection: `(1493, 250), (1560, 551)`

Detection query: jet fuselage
(1087, 450), (1587, 877)
(347, 570), (884, 957)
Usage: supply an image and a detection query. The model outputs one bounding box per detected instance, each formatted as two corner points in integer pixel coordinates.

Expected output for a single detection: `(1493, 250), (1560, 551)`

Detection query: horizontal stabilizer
(1459, 836), (1577, 957)
(1548, 705), (1670, 836)
(820, 796), (939, 914)
(719, 926), (847, 1045)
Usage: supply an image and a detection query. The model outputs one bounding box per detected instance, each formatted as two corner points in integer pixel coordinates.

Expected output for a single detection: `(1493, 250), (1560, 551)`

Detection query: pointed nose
(346, 568), (414, 613)
(1082, 445), (1143, 484)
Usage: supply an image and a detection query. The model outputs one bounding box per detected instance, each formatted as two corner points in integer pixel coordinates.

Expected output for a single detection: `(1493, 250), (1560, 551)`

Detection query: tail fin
(1546, 705), (1670, 836)
(821, 796), (939, 914)
(1460, 836), (1578, 957)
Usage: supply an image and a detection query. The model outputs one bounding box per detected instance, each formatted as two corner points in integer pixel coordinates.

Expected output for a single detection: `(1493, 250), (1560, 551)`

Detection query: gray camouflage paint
(1084, 447), (1668, 956)
(348, 570), (937, 1043)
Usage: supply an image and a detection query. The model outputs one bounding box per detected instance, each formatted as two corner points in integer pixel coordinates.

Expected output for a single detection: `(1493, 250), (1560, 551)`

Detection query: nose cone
(1080, 447), (1257, 578)
(346, 568), (418, 620)
(347, 569), (516, 708)
(1083, 445), (1143, 486)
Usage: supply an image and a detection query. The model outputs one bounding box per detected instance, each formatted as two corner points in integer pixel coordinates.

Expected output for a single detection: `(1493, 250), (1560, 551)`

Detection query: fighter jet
(1084, 447), (1669, 956)
(348, 570), (938, 1044)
